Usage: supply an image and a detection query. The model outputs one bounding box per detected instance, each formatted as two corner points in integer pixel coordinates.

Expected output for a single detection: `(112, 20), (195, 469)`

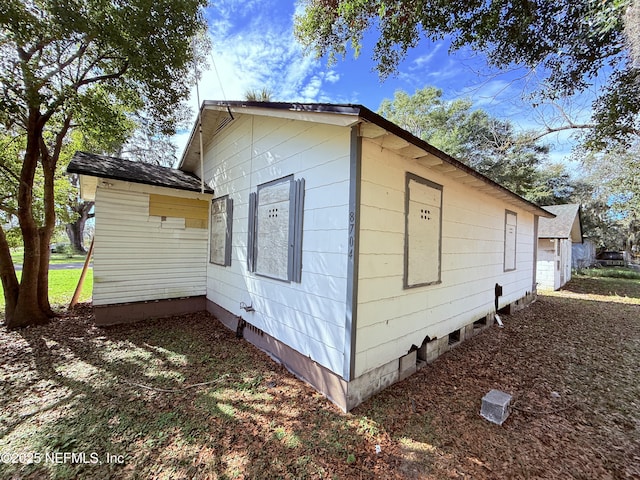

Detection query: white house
(536, 204), (583, 291)
(68, 101), (554, 411)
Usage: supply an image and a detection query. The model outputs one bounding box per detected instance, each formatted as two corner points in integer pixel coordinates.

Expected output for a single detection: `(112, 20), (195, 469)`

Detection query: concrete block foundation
(399, 351), (417, 380)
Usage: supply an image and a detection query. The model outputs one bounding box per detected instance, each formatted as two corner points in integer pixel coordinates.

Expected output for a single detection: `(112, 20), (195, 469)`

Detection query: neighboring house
(536, 204), (583, 291)
(573, 239), (596, 269)
(68, 101), (553, 411)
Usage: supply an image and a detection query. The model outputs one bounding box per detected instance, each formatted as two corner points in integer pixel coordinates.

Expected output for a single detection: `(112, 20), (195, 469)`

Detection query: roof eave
(356, 106), (554, 218)
(179, 101), (363, 171)
(179, 101), (553, 218)
(68, 152), (214, 195)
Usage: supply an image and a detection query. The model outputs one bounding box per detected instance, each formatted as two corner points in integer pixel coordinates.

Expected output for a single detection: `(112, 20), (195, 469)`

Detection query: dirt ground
(370, 291), (640, 479)
(1, 277), (639, 479)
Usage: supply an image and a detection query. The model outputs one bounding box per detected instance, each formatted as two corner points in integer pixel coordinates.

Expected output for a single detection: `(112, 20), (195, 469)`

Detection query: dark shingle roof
(538, 204), (582, 241)
(67, 151), (213, 194)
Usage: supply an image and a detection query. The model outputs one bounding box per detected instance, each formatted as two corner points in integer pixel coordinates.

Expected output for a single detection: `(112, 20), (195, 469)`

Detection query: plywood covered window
(404, 173), (443, 288)
(210, 196), (233, 266)
(504, 210), (517, 271)
(148, 194), (209, 229)
(247, 175), (305, 282)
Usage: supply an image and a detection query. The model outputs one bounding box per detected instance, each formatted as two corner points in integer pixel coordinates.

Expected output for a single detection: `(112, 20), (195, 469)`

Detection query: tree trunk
(37, 134), (59, 317)
(66, 201), (94, 253)
(37, 227), (55, 317)
(0, 225), (20, 321)
(5, 110), (50, 328)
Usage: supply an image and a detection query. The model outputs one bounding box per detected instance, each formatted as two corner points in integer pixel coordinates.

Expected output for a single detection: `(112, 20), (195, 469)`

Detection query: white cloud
(173, 0), (338, 158)
(325, 70), (340, 83)
(459, 79), (515, 108)
(410, 42), (444, 70)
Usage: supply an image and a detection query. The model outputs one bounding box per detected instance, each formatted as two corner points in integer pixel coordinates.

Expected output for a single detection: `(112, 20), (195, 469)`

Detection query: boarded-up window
(247, 176), (304, 282)
(404, 173), (442, 288)
(210, 196), (233, 266)
(504, 211), (517, 271)
(149, 194), (208, 229)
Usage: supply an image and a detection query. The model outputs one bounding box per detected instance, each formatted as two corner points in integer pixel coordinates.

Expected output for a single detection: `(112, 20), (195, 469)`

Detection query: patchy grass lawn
(0, 269), (93, 309)
(1, 275), (639, 479)
(579, 266), (640, 280)
(556, 267), (640, 302)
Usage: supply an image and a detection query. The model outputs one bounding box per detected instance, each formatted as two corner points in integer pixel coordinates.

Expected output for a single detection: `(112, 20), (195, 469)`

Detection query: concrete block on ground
(422, 339), (440, 364)
(399, 350), (417, 380)
(480, 389), (512, 425)
(485, 313), (495, 326)
(437, 336), (450, 356)
(464, 324), (475, 340)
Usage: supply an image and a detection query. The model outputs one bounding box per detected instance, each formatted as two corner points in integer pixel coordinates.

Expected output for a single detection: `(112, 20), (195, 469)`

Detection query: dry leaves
(1, 278), (639, 479)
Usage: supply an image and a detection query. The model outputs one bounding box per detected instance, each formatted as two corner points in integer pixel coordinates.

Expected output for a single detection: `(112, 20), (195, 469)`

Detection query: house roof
(538, 204), (583, 242)
(67, 151), (213, 194)
(179, 101), (553, 218)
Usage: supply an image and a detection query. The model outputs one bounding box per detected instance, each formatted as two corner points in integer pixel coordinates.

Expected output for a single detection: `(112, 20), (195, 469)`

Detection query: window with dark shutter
(247, 176), (304, 282)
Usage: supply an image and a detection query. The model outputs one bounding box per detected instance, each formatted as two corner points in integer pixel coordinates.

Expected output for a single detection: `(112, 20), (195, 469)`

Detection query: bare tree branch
(0, 163), (20, 184)
(35, 38), (93, 91)
(528, 123), (596, 143)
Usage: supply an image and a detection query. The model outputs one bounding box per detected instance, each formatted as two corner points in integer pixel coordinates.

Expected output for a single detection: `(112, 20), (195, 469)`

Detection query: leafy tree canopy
(378, 87), (549, 197)
(1, 0), (207, 135)
(295, 0), (639, 149)
(0, 0), (208, 327)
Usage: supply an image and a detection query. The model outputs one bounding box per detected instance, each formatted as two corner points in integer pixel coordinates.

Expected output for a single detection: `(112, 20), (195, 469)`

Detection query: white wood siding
(561, 238), (572, 287)
(355, 140), (537, 377)
(536, 239), (557, 290)
(93, 182), (209, 305)
(537, 238), (572, 290)
(200, 115), (351, 375)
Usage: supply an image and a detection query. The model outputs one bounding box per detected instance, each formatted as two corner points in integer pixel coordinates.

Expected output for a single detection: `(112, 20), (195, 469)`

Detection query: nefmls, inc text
(0, 451), (125, 465)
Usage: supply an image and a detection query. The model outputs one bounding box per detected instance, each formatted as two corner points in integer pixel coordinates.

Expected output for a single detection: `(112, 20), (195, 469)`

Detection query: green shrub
(52, 243), (73, 257)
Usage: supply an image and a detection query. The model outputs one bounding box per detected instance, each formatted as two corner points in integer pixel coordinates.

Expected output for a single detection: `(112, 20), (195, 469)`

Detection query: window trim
(403, 172), (443, 289)
(247, 175), (304, 283)
(504, 210), (517, 272)
(209, 195), (233, 267)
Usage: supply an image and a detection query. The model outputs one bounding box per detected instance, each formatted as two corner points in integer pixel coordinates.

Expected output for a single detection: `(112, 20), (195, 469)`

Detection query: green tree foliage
(295, 0), (639, 149)
(0, 0), (208, 327)
(581, 141), (640, 249)
(244, 88), (274, 102)
(526, 163), (578, 207)
(528, 160), (635, 250)
(378, 87), (548, 197)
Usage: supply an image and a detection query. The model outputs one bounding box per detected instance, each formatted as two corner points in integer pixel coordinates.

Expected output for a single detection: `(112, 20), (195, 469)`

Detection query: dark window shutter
(247, 192), (257, 272)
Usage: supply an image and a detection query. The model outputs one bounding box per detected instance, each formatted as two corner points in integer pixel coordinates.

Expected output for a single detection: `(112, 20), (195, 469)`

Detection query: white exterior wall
(561, 238), (572, 286)
(355, 141), (537, 377)
(200, 114), (351, 375)
(572, 240), (595, 269)
(92, 181), (210, 305)
(536, 239), (557, 290)
(537, 238), (572, 290)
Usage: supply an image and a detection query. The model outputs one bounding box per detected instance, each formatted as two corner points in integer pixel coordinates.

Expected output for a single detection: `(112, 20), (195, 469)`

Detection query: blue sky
(174, 0), (595, 166)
